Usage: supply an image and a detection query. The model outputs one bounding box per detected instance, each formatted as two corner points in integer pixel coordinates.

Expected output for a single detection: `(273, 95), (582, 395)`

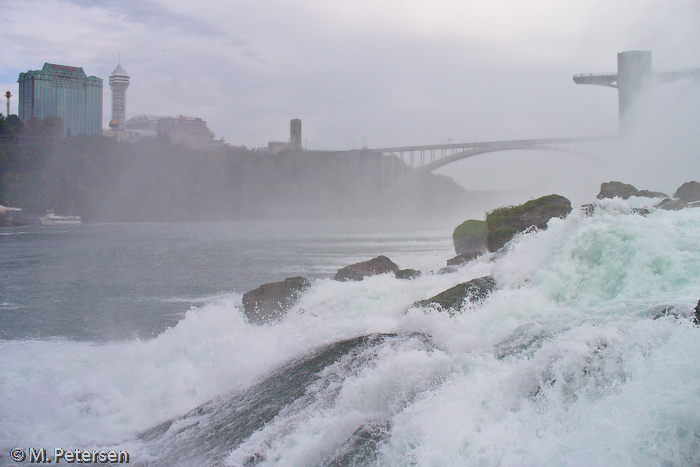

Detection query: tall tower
(574, 51), (700, 133)
(290, 118), (302, 152)
(109, 62), (130, 130)
(616, 51), (652, 126)
(4, 91), (10, 117)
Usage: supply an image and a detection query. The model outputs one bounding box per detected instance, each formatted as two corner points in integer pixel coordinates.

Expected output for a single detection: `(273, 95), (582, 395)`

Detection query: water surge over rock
(2, 198), (700, 466)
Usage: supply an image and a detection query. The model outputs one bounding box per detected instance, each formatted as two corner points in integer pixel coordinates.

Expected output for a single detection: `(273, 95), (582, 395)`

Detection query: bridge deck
(373, 135), (618, 154)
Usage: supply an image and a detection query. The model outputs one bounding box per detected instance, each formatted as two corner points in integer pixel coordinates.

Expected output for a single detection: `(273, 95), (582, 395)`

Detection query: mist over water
(2, 197), (699, 466)
(3, 1), (700, 463)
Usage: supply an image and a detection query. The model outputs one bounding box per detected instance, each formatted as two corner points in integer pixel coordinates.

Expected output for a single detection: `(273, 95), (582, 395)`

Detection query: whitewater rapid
(1, 197), (699, 466)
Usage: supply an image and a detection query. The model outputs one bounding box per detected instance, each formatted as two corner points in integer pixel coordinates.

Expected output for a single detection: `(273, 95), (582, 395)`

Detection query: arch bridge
(374, 135), (620, 190)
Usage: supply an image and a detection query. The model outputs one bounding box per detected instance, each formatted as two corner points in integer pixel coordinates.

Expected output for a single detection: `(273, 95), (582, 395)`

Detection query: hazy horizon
(2, 0), (699, 206)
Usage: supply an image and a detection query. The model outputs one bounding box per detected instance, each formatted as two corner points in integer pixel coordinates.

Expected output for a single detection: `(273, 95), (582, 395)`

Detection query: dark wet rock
(334, 255), (400, 281)
(242, 276), (311, 324)
(485, 195), (571, 252)
(324, 420), (391, 466)
(395, 268), (421, 280)
(652, 305), (678, 320)
(413, 276), (496, 315)
(597, 181), (639, 200)
(597, 182), (666, 200)
(452, 219), (487, 255)
(583, 203), (651, 216)
(580, 204), (595, 216)
(446, 251), (482, 267)
(636, 190), (669, 199)
(138, 334), (400, 465)
(656, 198), (688, 211)
(674, 181), (700, 203)
(649, 303), (700, 323)
(436, 265), (459, 275)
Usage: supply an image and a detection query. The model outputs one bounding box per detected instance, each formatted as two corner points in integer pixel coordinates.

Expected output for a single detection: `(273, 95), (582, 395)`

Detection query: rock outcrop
(673, 181), (700, 203)
(413, 276), (496, 315)
(656, 198), (689, 211)
(637, 189), (669, 198)
(597, 181), (639, 200)
(334, 255), (400, 281)
(485, 194), (571, 252)
(597, 181), (668, 200)
(395, 268), (421, 280)
(446, 251), (482, 267)
(242, 276), (311, 324)
(452, 219), (487, 255)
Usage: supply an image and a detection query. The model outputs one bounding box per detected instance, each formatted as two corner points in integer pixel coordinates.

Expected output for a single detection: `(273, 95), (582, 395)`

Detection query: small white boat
(39, 210), (81, 226)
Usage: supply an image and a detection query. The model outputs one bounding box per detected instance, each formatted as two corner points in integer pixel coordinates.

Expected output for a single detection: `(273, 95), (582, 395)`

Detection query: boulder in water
(694, 300), (700, 326)
(334, 255), (400, 281)
(673, 181), (700, 203)
(436, 265), (459, 275)
(656, 198), (689, 211)
(636, 189), (669, 199)
(597, 181), (639, 199)
(452, 219), (487, 255)
(242, 276), (311, 324)
(597, 181), (668, 200)
(413, 276), (496, 315)
(446, 251), (482, 267)
(485, 194), (571, 252)
(395, 268), (421, 280)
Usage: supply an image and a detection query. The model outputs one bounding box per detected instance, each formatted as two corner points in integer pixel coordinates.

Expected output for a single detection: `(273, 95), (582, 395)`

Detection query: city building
(125, 114), (161, 138)
(266, 141), (290, 155)
(120, 114), (219, 150)
(290, 118), (302, 152)
(156, 115), (217, 150)
(109, 62), (130, 130)
(260, 118), (304, 154)
(18, 63), (102, 136)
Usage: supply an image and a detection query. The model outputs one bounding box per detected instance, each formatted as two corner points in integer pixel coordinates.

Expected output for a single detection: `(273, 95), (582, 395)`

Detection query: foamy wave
(1, 202), (699, 465)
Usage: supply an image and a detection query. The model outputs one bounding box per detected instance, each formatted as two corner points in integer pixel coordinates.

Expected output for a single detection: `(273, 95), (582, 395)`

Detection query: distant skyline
(2, 0), (699, 203)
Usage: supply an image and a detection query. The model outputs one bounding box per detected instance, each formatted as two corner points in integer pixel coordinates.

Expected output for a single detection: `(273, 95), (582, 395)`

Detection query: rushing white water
(1, 198), (699, 466)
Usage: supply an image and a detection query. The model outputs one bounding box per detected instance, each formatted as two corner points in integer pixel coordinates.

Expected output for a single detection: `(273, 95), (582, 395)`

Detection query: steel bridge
(374, 135), (620, 190)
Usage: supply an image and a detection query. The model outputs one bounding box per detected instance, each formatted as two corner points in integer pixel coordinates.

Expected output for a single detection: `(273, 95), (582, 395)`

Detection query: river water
(1, 200), (700, 466)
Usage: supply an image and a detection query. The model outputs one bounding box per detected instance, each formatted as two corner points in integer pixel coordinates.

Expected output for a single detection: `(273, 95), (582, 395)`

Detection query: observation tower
(109, 62), (130, 130)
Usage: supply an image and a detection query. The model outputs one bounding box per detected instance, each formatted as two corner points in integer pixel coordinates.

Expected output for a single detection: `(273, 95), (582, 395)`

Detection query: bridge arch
(379, 137), (616, 191)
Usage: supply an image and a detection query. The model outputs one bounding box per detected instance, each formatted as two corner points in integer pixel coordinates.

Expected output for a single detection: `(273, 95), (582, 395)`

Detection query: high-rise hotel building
(18, 63), (103, 136)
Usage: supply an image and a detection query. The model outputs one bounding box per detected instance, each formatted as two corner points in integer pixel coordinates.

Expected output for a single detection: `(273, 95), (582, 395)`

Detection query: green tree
(25, 116), (40, 134)
(37, 116), (64, 139)
(6, 115), (23, 134)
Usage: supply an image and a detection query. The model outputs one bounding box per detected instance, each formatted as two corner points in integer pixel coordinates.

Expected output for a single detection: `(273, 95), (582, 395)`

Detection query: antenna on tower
(4, 91), (11, 117)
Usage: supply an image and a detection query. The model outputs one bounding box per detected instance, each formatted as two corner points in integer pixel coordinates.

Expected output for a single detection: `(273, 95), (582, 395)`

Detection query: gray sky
(2, 0), (699, 204)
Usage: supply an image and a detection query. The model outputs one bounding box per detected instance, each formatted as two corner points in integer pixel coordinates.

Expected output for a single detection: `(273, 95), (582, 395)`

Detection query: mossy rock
(485, 194), (571, 252)
(452, 219), (487, 255)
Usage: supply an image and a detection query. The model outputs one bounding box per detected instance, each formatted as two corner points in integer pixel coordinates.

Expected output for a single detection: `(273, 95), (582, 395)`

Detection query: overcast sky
(2, 0), (699, 204)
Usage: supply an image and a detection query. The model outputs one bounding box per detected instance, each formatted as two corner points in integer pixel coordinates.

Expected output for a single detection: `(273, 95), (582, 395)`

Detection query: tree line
(0, 113), (65, 139)
(0, 133), (466, 222)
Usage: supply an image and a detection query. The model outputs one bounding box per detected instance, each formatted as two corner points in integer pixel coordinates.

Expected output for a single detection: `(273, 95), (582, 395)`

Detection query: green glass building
(18, 63), (103, 136)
